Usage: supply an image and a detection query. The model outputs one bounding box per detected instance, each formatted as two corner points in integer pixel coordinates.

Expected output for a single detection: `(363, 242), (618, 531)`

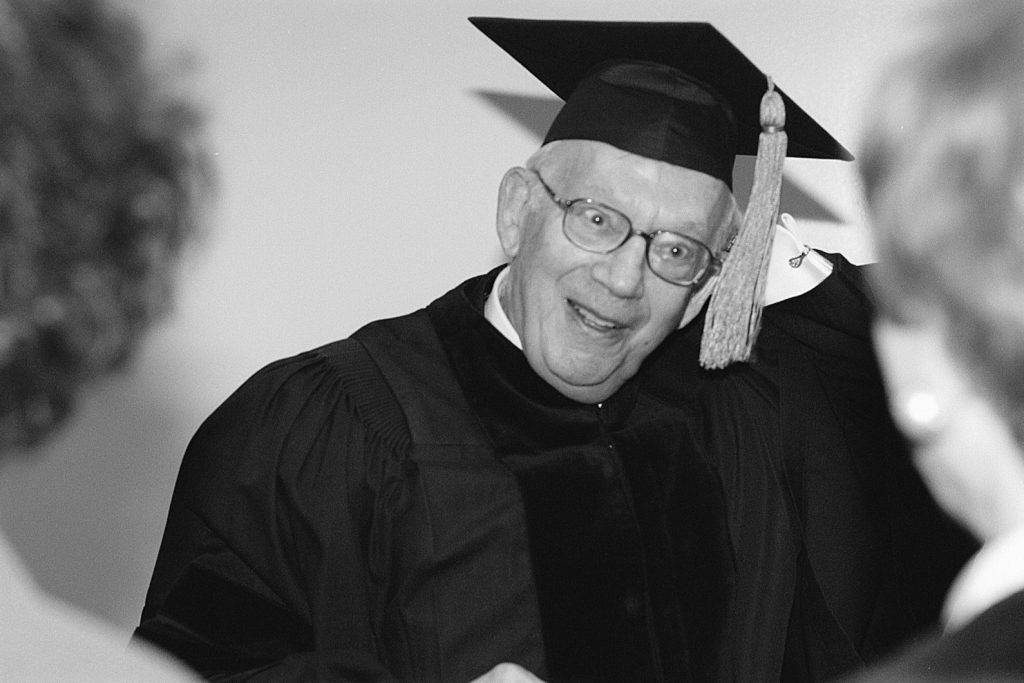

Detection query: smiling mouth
(568, 299), (626, 332)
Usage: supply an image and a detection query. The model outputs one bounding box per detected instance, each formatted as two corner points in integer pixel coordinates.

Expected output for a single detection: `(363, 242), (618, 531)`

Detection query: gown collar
(426, 267), (640, 455)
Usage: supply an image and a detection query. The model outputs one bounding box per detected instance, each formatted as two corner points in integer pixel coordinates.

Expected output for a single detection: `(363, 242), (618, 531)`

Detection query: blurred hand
(468, 662), (546, 682)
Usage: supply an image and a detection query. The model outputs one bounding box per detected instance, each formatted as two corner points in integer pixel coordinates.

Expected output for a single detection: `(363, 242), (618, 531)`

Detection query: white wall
(0, 0), (931, 634)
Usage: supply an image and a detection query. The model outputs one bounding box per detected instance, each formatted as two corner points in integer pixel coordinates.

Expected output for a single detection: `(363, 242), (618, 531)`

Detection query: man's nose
(591, 233), (646, 298)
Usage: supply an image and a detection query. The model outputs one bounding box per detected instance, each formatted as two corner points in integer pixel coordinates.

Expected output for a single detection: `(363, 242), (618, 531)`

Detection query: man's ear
(678, 273), (718, 330)
(496, 167), (533, 260)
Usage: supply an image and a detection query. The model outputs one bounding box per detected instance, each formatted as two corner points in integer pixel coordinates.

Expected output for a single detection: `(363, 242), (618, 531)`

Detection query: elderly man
(134, 18), (968, 682)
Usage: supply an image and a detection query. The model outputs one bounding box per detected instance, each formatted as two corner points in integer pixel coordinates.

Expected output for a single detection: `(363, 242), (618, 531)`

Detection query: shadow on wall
(474, 90), (842, 224)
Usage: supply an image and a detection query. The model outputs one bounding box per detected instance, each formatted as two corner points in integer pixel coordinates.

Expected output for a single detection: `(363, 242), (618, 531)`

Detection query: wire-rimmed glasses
(534, 172), (723, 286)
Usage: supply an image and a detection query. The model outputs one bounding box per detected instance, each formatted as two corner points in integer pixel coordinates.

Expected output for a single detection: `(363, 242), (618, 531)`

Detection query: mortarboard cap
(468, 17), (851, 189)
(471, 17), (851, 369)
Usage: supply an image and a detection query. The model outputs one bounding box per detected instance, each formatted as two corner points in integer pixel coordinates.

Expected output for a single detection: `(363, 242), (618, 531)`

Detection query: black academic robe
(136, 259), (972, 682)
(841, 589), (1024, 682)
(643, 254), (977, 681)
(134, 268), (734, 682)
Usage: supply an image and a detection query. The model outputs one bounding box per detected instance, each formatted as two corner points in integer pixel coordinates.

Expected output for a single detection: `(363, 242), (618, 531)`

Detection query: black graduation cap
(470, 17), (850, 368)
(468, 17), (851, 189)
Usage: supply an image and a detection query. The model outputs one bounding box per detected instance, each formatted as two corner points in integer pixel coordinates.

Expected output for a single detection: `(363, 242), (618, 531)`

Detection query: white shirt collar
(943, 524), (1024, 631)
(484, 265), (523, 349)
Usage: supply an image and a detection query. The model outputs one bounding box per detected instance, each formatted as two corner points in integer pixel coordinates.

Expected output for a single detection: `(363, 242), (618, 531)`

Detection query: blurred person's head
(860, 0), (1024, 541)
(0, 0), (208, 454)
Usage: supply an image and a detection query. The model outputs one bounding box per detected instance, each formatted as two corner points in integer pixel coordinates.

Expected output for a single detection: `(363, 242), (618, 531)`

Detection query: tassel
(699, 76), (788, 369)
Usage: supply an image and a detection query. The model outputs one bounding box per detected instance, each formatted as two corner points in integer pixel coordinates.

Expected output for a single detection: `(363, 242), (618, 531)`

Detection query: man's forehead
(537, 140), (732, 217)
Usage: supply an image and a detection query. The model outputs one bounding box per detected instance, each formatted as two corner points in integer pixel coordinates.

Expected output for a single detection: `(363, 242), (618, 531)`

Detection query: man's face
(498, 140), (735, 404)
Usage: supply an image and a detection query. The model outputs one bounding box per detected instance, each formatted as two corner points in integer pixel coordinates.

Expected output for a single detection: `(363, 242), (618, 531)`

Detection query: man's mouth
(569, 299), (625, 331)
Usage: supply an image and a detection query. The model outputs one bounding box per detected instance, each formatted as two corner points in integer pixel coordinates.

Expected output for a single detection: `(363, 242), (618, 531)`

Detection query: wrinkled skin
(496, 139), (735, 404)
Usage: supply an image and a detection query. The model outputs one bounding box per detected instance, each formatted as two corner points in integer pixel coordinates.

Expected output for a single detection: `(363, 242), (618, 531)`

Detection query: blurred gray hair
(0, 0), (211, 452)
(860, 0), (1024, 437)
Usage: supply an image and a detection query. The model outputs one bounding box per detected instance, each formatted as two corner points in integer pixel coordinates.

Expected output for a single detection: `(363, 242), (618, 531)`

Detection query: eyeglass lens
(562, 202), (711, 284)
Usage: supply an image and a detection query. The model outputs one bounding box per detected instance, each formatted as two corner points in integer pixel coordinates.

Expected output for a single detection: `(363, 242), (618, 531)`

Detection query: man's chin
(548, 374), (622, 405)
(528, 352), (629, 404)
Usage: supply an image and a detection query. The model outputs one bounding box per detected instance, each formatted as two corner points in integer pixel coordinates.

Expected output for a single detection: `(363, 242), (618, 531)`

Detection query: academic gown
(134, 268), (734, 682)
(643, 253), (977, 681)
(136, 258), (974, 682)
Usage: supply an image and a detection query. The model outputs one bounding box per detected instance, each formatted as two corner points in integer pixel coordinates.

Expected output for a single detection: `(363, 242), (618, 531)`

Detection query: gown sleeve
(134, 341), (407, 681)
(761, 253), (978, 677)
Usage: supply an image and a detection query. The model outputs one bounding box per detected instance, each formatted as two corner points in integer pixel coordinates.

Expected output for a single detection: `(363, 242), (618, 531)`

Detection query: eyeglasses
(534, 172), (723, 287)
